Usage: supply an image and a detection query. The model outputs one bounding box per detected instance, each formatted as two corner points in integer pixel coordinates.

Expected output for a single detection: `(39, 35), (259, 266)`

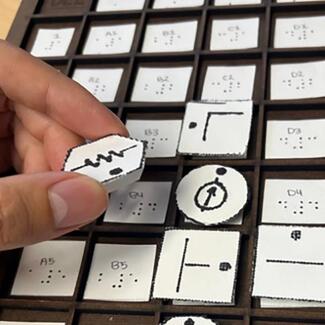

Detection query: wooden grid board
(2, 0), (325, 324)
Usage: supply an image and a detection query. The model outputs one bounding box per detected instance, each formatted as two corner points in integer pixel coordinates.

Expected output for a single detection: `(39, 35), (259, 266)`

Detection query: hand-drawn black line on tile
(194, 168), (228, 212)
(198, 111), (244, 141)
(176, 237), (212, 293)
(266, 259), (324, 266)
(176, 236), (233, 293)
(185, 319), (195, 325)
(70, 144), (137, 172)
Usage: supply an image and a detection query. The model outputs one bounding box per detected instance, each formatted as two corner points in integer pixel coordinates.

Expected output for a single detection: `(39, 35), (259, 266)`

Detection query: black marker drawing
(70, 144), (137, 172)
(266, 259), (324, 266)
(200, 111), (244, 141)
(185, 319), (195, 325)
(176, 237), (231, 293)
(291, 230), (301, 241)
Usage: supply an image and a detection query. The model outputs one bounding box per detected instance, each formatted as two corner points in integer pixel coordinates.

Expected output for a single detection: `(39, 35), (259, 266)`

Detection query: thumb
(0, 172), (107, 251)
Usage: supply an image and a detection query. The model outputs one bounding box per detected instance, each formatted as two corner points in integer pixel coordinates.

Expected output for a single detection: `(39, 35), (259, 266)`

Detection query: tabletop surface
(0, 0), (21, 39)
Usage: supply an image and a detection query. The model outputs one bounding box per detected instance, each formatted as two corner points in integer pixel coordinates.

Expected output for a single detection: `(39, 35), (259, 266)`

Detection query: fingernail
(48, 177), (107, 229)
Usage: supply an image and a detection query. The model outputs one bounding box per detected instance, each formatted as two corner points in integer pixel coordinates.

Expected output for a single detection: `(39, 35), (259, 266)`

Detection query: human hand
(0, 40), (128, 250)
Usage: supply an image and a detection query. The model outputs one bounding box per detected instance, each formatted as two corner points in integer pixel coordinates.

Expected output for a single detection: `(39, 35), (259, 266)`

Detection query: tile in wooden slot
(178, 102), (253, 158)
(72, 68), (124, 102)
(252, 225), (325, 302)
(265, 119), (325, 159)
(104, 181), (172, 224)
(214, 0), (261, 5)
(262, 179), (325, 224)
(176, 165), (248, 225)
(210, 17), (259, 51)
(11, 241), (85, 297)
(83, 24), (136, 55)
(30, 28), (75, 57)
(126, 119), (182, 157)
(277, 0), (325, 3)
(201, 65), (256, 101)
(270, 60), (325, 100)
(152, 0), (204, 9)
(63, 135), (146, 193)
(162, 317), (218, 324)
(84, 244), (156, 301)
(131, 67), (193, 102)
(1, 322), (63, 325)
(142, 21), (198, 53)
(96, 0), (146, 11)
(260, 297), (325, 308)
(153, 229), (240, 304)
(274, 16), (325, 49)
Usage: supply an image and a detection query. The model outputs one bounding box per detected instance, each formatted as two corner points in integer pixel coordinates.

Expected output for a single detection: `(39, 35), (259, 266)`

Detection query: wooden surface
(0, 0), (21, 39)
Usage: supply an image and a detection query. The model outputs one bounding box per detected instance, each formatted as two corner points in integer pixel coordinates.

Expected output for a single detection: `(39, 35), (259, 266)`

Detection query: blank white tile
(126, 119), (182, 157)
(274, 16), (325, 49)
(270, 60), (325, 100)
(153, 0), (204, 9)
(131, 67), (193, 102)
(104, 181), (172, 224)
(83, 24), (136, 55)
(277, 0), (325, 3)
(262, 179), (325, 224)
(185, 211), (243, 226)
(84, 244), (156, 301)
(260, 297), (325, 308)
(178, 101), (253, 158)
(153, 229), (240, 303)
(214, 0), (261, 5)
(72, 68), (123, 102)
(30, 28), (75, 57)
(253, 225), (325, 302)
(265, 119), (325, 159)
(210, 18), (259, 50)
(201, 65), (256, 100)
(142, 21), (198, 53)
(96, 0), (145, 11)
(11, 241), (85, 297)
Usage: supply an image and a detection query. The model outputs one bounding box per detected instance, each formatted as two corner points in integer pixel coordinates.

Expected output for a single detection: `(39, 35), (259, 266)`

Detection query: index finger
(0, 40), (128, 140)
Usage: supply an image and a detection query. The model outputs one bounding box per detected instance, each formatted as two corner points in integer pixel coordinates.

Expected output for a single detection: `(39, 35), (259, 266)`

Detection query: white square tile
(201, 65), (256, 101)
(72, 68), (123, 102)
(270, 60), (325, 100)
(260, 297), (325, 308)
(214, 0), (261, 5)
(253, 225), (325, 302)
(96, 0), (145, 11)
(210, 18), (259, 50)
(178, 101), (253, 158)
(265, 119), (325, 159)
(104, 181), (172, 224)
(153, 229), (240, 303)
(11, 241), (85, 297)
(262, 179), (325, 224)
(127, 119), (182, 157)
(30, 28), (75, 57)
(153, 0), (204, 9)
(131, 67), (193, 102)
(142, 21), (198, 53)
(83, 24), (136, 55)
(84, 244), (156, 301)
(274, 16), (325, 49)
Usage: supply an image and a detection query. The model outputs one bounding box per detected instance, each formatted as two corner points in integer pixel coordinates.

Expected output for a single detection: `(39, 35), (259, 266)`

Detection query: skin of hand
(0, 40), (128, 251)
